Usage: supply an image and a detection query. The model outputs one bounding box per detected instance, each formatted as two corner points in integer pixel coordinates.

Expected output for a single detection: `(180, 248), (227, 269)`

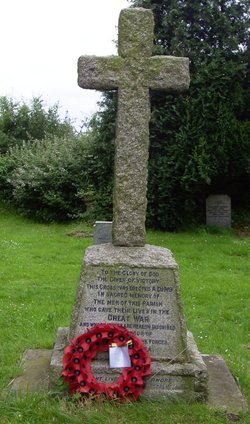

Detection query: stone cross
(78, 8), (190, 247)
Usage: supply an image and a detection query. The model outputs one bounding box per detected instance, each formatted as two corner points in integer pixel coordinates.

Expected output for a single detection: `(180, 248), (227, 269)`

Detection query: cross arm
(147, 56), (190, 92)
(78, 55), (123, 90)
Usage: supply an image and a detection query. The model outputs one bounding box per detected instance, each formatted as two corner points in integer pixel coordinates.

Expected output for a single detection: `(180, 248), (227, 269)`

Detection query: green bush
(0, 135), (97, 221)
(0, 95), (115, 222)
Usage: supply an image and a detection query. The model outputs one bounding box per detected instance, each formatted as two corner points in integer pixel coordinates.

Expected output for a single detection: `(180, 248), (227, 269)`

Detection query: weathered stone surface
(206, 194), (231, 228)
(10, 349), (51, 392)
(203, 355), (248, 413)
(78, 55), (122, 90)
(113, 84), (150, 247)
(50, 327), (70, 387)
(78, 8), (190, 246)
(93, 221), (112, 245)
(69, 244), (188, 362)
(118, 8), (154, 58)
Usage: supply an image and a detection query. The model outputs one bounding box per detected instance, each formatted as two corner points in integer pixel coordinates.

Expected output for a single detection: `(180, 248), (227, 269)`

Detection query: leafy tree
(89, 0), (249, 229)
(0, 97), (74, 153)
(83, 93), (117, 221)
(0, 95), (115, 222)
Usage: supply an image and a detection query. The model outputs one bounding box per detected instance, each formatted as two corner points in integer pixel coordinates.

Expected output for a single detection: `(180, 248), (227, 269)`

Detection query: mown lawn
(0, 202), (249, 423)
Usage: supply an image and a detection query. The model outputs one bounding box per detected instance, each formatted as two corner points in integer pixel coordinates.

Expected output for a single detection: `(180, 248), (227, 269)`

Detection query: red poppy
(62, 323), (151, 400)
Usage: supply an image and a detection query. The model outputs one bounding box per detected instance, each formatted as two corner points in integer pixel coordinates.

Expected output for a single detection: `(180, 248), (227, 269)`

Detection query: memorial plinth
(70, 244), (187, 361)
(50, 244), (207, 400)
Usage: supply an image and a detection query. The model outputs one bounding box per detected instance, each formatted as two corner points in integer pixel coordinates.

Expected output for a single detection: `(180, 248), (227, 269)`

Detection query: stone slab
(49, 328), (207, 401)
(9, 348), (247, 414)
(10, 349), (51, 393)
(203, 355), (248, 413)
(206, 194), (231, 228)
(69, 244), (188, 362)
(93, 221), (112, 245)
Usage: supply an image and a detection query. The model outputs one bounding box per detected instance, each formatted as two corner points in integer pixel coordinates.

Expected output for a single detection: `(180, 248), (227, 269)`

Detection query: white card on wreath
(109, 345), (131, 368)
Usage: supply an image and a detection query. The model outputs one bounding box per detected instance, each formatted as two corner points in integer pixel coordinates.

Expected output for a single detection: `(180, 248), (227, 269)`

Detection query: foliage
(0, 135), (97, 221)
(0, 94), (114, 221)
(0, 96), (74, 153)
(88, 0), (249, 230)
(0, 94), (116, 222)
(147, 53), (249, 229)
(83, 93), (117, 221)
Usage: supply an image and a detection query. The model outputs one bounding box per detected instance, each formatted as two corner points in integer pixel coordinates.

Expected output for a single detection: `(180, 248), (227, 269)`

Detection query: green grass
(0, 202), (249, 423)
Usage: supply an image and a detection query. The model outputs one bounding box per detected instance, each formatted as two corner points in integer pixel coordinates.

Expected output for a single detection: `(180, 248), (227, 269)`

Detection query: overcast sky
(0, 0), (130, 127)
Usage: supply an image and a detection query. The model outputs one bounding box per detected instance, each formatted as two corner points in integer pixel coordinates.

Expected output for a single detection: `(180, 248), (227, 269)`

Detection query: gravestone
(93, 221), (112, 245)
(206, 195), (231, 228)
(50, 7), (208, 400)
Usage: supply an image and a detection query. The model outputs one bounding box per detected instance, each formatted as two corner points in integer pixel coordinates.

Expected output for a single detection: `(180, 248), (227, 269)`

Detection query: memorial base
(69, 244), (190, 362)
(49, 244), (208, 400)
(49, 327), (207, 401)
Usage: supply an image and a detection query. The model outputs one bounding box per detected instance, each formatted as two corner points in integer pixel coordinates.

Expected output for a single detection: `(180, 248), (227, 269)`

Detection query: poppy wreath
(62, 323), (151, 400)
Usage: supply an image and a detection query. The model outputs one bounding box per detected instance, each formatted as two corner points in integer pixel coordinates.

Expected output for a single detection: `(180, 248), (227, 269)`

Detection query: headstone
(93, 221), (112, 245)
(50, 7), (208, 401)
(206, 195), (231, 228)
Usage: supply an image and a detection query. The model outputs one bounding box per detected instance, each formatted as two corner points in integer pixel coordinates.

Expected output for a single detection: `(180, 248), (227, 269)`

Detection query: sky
(0, 0), (130, 127)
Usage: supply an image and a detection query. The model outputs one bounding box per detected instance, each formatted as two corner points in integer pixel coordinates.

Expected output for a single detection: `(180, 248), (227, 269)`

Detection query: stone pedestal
(50, 244), (208, 400)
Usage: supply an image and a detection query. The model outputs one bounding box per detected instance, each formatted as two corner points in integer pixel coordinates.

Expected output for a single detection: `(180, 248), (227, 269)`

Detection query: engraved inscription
(75, 265), (184, 359)
(93, 372), (189, 392)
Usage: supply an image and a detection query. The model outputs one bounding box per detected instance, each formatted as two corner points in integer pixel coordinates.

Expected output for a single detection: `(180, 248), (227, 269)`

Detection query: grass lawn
(0, 202), (249, 423)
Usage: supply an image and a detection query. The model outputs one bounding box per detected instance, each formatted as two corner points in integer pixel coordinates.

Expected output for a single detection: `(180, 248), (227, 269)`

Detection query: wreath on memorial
(62, 323), (151, 400)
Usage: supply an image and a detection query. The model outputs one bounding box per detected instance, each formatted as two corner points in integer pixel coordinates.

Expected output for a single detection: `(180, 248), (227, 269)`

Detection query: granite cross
(78, 8), (190, 247)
